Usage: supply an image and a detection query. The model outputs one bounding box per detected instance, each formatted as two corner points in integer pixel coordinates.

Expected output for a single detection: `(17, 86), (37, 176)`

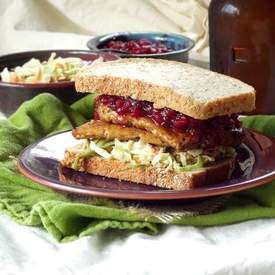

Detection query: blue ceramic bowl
(87, 32), (195, 63)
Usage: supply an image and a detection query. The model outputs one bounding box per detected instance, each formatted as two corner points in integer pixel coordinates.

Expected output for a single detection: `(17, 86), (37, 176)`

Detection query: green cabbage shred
(71, 138), (236, 173)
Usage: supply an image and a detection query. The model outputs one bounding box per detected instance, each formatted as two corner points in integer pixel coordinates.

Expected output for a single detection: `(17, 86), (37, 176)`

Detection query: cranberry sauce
(95, 95), (242, 140)
(104, 39), (173, 54)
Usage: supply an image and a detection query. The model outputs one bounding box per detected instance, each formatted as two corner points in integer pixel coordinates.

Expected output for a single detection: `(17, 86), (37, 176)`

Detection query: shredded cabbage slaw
(0, 52), (87, 84)
(70, 138), (236, 173)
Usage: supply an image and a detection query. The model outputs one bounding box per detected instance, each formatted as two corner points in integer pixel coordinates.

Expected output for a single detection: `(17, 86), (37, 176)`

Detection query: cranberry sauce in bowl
(87, 32), (195, 63)
(104, 39), (173, 54)
(95, 94), (243, 147)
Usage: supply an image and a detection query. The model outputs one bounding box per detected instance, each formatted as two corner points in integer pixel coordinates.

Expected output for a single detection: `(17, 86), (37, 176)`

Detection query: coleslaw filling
(70, 138), (236, 173)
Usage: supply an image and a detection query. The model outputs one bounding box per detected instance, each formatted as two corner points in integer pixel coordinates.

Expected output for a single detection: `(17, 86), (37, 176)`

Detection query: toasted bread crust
(75, 58), (255, 120)
(61, 150), (235, 190)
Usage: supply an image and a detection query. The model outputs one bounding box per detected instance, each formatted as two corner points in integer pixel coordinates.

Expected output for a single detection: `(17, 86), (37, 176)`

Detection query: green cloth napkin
(1, 93), (275, 243)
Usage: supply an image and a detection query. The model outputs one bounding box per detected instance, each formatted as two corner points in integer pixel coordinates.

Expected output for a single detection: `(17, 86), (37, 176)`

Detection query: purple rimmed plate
(17, 129), (275, 200)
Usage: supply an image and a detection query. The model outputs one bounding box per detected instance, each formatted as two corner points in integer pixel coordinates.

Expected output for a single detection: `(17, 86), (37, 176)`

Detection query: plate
(17, 129), (275, 200)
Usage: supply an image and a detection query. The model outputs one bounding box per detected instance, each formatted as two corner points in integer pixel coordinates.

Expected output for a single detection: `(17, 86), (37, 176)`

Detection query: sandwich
(61, 58), (255, 190)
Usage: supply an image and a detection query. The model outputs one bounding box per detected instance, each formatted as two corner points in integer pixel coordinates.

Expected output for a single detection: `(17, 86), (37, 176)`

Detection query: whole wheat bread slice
(61, 150), (235, 190)
(75, 58), (255, 120)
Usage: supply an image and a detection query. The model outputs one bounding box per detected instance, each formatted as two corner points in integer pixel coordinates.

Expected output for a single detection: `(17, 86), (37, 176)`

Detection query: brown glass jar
(209, 0), (275, 114)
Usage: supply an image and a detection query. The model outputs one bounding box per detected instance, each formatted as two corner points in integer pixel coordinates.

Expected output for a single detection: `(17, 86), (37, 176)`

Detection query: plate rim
(17, 129), (275, 200)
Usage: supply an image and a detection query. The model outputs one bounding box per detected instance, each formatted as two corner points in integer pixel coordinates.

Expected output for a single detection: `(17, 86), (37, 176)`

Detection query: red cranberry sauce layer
(95, 95), (242, 139)
(104, 39), (173, 54)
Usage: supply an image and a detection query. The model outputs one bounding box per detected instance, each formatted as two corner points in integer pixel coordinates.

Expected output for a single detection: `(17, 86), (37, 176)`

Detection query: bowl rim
(0, 49), (118, 88)
(87, 31), (195, 57)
